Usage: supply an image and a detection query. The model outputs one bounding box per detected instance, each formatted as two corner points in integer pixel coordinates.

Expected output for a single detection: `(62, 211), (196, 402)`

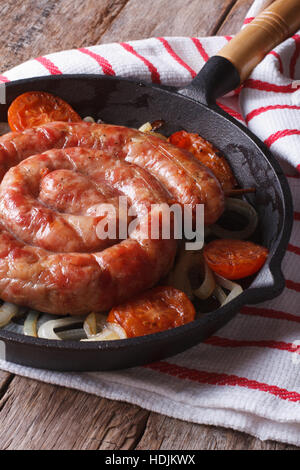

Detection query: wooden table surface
(0, 0), (297, 451)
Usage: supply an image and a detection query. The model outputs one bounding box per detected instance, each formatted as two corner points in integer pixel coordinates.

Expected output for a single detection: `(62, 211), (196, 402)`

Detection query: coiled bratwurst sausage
(0, 122), (224, 314)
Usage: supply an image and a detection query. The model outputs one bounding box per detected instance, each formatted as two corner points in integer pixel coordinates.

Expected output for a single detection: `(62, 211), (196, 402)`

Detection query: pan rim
(0, 74), (293, 354)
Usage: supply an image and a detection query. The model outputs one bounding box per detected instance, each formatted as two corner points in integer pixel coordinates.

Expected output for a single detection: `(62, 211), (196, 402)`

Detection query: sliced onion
(24, 310), (39, 337)
(0, 303), (19, 328)
(213, 274), (243, 307)
(211, 197), (258, 240)
(139, 122), (152, 133)
(138, 122), (167, 140)
(214, 274), (243, 305)
(38, 316), (85, 340)
(83, 312), (127, 341)
(166, 245), (203, 299)
(83, 312), (107, 338)
(193, 262), (216, 300)
(213, 285), (227, 306)
(83, 116), (95, 123)
(82, 322), (127, 341)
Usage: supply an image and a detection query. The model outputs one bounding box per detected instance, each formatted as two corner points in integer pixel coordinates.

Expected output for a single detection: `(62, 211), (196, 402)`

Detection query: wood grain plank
(0, 0), (129, 74)
(0, 376), (149, 450)
(0, 371), (13, 394)
(100, 0), (235, 43)
(0, 372), (14, 421)
(0, 373), (298, 450)
(0, 0), (298, 452)
(217, 0), (254, 35)
(135, 412), (298, 450)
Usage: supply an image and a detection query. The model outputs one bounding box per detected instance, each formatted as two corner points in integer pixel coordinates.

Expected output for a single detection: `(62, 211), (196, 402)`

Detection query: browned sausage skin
(0, 147), (177, 314)
(0, 122), (224, 224)
(0, 122), (224, 314)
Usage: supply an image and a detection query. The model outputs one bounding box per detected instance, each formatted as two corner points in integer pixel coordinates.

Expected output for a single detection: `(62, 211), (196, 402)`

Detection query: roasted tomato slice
(8, 91), (82, 131)
(168, 130), (236, 193)
(203, 239), (268, 280)
(107, 286), (196, 338)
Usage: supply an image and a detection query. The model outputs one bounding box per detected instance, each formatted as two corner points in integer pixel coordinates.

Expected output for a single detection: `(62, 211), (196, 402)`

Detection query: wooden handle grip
(217, 0), (300, 82)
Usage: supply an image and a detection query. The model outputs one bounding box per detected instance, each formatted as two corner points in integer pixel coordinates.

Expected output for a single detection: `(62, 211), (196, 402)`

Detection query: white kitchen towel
(1, 0), (300, 447)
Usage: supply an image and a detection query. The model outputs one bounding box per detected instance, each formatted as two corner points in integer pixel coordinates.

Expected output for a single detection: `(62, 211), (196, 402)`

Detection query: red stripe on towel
(157, 37), (196, 78)
(78, 48), (116, 76)
(35, 57), (62, 75)
(120, 43), (160, 84)
(146, 362), (300, 402)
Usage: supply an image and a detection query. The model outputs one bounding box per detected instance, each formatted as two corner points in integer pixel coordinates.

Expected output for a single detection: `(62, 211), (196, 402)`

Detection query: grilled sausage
(0, 122), (224, 224)
(0, 122), (224, 314)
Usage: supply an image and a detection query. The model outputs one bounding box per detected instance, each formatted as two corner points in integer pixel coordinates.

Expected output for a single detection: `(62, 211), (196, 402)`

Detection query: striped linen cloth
(1, 0), (300, 446)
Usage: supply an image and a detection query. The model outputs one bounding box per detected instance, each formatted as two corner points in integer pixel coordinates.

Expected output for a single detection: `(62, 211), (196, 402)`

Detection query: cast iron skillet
(0, 0), (297, 370)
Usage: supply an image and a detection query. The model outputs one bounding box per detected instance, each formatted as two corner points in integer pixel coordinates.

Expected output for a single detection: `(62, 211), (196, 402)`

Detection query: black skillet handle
(180, 0), (300, 104)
